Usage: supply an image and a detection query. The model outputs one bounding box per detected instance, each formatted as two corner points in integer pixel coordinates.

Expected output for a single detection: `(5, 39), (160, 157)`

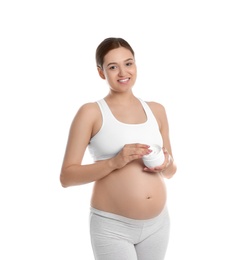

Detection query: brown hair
(95, 37), (135, 69)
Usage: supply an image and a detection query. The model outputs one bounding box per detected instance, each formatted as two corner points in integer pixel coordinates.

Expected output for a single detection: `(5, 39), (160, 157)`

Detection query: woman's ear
(97, 67), (106, 79)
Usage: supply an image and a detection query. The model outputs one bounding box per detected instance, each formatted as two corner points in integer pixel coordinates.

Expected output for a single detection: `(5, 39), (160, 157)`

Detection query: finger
(163, 147), (169, 155)
(143, 167), (157, 173)
(133, 148), (152, 156)
(124, 146), (151, 156)
(125, 143), (150, 149)
(128, 154), (146, 162)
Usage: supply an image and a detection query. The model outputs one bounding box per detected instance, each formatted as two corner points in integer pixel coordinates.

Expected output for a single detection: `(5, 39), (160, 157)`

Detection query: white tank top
(88, 98), (163, 161)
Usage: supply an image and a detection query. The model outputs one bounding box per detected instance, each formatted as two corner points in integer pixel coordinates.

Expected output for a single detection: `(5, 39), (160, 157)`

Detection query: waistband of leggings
(90, 205), (168, 226)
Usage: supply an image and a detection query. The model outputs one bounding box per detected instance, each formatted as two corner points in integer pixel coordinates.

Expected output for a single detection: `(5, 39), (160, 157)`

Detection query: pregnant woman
(60, 37), (177, 260)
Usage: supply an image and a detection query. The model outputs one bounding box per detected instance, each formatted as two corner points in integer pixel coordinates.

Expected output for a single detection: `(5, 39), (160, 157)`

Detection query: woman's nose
(118, 66), (126, 76)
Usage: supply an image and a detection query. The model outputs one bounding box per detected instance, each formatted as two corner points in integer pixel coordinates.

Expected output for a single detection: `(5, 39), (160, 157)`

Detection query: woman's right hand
(111, 143), (152, 169)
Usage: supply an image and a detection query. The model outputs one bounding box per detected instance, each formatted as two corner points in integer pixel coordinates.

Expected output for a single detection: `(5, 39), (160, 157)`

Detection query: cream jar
(142, 144), (165, 168)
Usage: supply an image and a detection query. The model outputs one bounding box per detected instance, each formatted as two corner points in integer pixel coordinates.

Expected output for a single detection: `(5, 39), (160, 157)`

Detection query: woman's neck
(105, 91), (137, 105)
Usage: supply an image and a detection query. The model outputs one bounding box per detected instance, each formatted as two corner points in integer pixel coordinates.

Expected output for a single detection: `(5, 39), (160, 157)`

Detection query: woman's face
(98, 47), (137, 93)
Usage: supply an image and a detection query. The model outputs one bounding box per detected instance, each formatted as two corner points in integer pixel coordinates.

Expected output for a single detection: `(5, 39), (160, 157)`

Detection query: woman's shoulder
(145, 100), (166, 113)
(73, 101), (101, 122)
(144, 100), (168, 128)
(78, 101), (99, 112)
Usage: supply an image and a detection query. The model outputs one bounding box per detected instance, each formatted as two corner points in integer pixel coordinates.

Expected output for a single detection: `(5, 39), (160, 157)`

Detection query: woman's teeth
(118, 78), (129, 82)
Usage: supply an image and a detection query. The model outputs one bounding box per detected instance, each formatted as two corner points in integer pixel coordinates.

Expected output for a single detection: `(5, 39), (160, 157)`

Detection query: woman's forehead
(104, 47), (134, 64)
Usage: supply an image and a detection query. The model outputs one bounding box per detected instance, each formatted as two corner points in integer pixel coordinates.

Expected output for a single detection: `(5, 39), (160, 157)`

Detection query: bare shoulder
(74, 102), (100, 121)
(77, 102), (100, 113)
(70, 102), (102, 138)
(145, 101), (168, 130)
(145, 101), (166, 115)
(69, 102), (101, 131)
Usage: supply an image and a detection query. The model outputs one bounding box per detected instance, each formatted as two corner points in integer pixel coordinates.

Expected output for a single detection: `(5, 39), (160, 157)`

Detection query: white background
(1, 0), (245, 259)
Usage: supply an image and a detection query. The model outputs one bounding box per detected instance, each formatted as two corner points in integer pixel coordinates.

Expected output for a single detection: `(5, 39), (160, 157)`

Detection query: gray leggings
(89, 206), (170, 260)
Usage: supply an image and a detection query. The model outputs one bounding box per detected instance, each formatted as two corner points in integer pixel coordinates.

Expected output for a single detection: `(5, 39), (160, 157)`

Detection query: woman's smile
(118, 78), (130, 83)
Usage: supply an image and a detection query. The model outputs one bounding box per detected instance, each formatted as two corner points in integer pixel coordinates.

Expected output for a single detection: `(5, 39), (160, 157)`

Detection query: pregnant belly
(91, 160), (167, 219)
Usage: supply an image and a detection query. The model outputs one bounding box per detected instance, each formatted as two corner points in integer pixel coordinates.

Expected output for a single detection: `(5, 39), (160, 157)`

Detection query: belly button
(146, 196), (151, 199)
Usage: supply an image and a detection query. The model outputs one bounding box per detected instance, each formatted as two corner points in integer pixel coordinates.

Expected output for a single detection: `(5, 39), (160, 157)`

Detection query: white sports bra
(88, 98), (163, 161)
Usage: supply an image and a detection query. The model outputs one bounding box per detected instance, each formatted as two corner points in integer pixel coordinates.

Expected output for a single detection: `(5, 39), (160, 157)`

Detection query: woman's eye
(126, 62), (132, 66)
(109, 65), (117, 70)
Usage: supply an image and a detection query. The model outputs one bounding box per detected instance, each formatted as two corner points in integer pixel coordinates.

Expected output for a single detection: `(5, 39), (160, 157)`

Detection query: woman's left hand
(143, 148), (173, 173)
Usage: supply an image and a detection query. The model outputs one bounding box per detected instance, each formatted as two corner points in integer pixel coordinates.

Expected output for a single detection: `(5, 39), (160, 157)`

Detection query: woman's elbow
(165, 163), (177, 179)
(60, 171), (69, 188)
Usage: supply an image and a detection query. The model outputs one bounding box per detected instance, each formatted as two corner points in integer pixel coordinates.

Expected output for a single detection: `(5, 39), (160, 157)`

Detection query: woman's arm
(60, 103), (151, 187)
(145, 101), (177, 179)
(60, 102), (115, 187)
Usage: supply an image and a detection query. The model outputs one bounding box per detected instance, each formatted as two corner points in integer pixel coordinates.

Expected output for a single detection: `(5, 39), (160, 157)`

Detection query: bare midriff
(90, 159), (167, 219)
